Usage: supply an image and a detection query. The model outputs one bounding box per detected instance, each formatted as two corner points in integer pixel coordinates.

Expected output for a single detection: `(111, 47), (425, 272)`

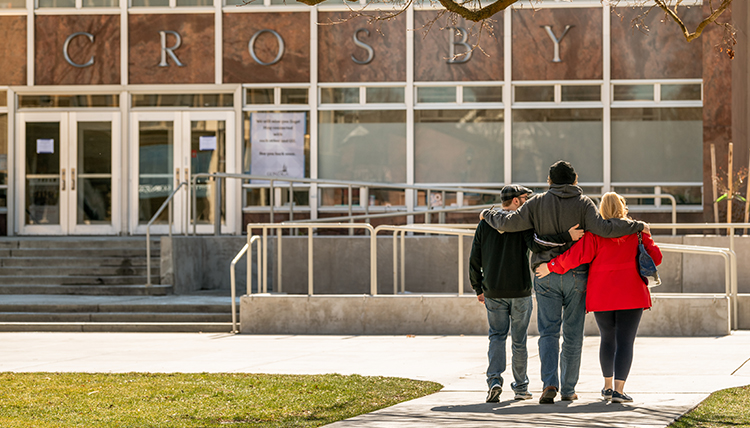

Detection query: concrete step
(0, 284), (171, 295)
(0, 257), (156, 268)
(4, 248), (154, 258)
(0, 266), (159, 276)
(0, 275), (160, 286)
(0, 312), (233, 323)
(0, 294), (237, 333)
(0, 238), (160, 250)
(0, 322), (233, 333)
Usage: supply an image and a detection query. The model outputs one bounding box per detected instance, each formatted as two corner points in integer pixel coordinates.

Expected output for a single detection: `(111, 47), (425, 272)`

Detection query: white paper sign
(199, 136), (217, 151)
(250, 112), (306, 182)
(36, 139), (54, 154)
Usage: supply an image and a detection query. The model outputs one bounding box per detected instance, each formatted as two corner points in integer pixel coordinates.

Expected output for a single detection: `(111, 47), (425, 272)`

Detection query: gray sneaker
(486, 383), (502, 403)
(514, 391), (532, 400)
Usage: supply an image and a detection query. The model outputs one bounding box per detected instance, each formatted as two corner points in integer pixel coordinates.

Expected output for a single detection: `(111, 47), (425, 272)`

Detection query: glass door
(130, 111), (235, 235)
(18, 112), (119, 235)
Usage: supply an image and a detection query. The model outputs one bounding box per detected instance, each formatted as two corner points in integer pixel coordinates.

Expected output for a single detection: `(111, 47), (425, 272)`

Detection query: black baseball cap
(501, 184), (533, 202)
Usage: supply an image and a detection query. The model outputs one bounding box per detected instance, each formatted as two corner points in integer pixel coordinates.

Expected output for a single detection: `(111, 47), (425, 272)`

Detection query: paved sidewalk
(1, 332), (749, 427)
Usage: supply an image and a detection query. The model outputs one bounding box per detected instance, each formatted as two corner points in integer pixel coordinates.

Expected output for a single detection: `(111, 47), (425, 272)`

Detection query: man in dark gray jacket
(480, 160), (648, 404)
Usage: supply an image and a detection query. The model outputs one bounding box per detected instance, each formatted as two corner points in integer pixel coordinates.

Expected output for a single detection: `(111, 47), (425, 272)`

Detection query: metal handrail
(229, 221), (747, 332)
(373, 225), (476, 295)
(190, 172), (506, 234)
(145, 181), (188, 287)
(246, 223), (376, 296)
(229, 236), (261, 333)
(656, 243), (736, 330)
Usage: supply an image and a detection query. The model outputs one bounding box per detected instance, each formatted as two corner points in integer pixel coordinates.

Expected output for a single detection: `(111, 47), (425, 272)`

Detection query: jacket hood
(546, 183), (583, 199)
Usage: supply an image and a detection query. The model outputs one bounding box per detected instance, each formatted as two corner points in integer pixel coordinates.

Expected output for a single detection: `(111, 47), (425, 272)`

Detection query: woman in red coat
(535, 192), (662, 403)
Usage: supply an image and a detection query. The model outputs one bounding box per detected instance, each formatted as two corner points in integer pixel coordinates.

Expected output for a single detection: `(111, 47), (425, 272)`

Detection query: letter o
(248, 29), (285, 66)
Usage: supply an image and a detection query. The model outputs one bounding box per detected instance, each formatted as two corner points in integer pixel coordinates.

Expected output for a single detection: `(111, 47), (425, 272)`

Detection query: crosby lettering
(59, 24), (578, 69)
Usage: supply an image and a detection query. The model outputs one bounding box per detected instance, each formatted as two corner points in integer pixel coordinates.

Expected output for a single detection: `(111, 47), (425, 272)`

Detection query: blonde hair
(599, 192), (628, 220)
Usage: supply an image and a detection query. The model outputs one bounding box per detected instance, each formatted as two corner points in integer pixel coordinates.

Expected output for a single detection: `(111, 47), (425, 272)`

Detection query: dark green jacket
(469, 218), (572, 299)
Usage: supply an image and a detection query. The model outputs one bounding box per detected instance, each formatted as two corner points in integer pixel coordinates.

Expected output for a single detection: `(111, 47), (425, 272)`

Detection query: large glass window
(318, 110), (406, 182)
(611, 108), (702, 183)
(512, 109), (603, 183)
(415, 109), (504, 183)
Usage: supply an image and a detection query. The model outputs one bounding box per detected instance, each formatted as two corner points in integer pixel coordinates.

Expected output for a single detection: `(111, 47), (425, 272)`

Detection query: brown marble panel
(611, 7), (702, 79)
(35, 15), (119, 86)
(512, 8), (601, 81)
(414, 11), (503, 82)
(129, 14), (214, 85)
(701, 4), (733, 221)
(0, 16), (26, 85)
(223, 12), (309, 84)
(318, 12), (405, 83)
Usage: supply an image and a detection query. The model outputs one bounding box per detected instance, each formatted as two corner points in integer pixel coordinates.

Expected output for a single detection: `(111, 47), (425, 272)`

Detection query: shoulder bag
(637, 232), (661, 288)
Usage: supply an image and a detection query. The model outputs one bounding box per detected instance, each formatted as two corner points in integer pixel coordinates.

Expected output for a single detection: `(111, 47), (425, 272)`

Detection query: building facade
(0, 0), (739, 236)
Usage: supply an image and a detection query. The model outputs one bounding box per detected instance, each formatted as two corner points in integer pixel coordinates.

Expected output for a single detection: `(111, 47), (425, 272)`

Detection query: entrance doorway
(130, 111), (235, 235)
(17, 112), (120, 235)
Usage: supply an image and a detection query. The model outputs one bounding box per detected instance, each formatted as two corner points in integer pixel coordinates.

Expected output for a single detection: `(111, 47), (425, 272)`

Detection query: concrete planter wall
(239, 293), (731, 336)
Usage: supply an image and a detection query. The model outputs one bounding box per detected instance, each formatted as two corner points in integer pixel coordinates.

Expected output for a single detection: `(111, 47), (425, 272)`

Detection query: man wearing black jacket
(470, 184), (583, 403)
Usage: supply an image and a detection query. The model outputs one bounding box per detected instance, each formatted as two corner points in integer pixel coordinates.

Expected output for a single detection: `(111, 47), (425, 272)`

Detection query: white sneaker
(514, 391), (532, 400)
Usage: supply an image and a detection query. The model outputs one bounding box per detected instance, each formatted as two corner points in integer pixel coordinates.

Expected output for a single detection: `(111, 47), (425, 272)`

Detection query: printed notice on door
(36, 139), (54, 154)
(250, 112), (306, 183)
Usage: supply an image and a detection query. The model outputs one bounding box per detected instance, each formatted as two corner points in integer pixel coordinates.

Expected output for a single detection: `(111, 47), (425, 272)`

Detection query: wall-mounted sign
(250, 112), (306, 182)
(36, 139), (54, 154)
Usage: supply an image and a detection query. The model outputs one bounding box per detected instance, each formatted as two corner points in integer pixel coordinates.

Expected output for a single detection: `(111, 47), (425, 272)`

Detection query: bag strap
(637, 231), (643, 245)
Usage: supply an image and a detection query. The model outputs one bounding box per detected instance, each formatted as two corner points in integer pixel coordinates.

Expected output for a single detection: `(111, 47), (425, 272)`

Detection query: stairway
(0, 237), (236, 332)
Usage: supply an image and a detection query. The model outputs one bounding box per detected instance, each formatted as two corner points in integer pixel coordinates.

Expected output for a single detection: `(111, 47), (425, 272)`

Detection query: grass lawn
(670, 385), (750, 428)
(0, 372), (442, 427)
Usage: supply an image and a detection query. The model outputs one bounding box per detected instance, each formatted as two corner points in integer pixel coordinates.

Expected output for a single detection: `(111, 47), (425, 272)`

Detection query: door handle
(176, 168), (180, 184)
(184, 169), (189, 183)
(71, 168), (76, 191)
(61, 169), (66, 191)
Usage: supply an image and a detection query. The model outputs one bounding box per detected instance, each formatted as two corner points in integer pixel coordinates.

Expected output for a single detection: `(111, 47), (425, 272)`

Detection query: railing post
(393, 230), (398, 295)
(268, 180), (276, 223)
(308, 228), (314, 295)
(214, 176), (222, 236)
(192, 176), (197, 236)
(458, 233), (464, 295)
(262, 226), (268, 293)
(348, 184), (353, 236)
(146, 227), (152, 287)
(370, 226), (377, 295)
(400, 230), (406, 293)
(277, 227), (282, 293)
(440, 190), (446, 224)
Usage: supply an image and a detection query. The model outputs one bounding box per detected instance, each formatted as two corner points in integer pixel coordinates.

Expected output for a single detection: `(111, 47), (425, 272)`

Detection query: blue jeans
(534, 266), (587, 397)
(485, 296), (532, 393)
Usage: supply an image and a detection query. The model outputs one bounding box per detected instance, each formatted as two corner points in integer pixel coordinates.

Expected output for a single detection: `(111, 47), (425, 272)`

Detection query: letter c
(63, 32), (95, 68)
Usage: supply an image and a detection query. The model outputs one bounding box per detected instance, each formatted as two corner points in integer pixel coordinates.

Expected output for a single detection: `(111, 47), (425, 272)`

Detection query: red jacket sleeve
(642, 233), (663, 266)
(547, 232), (598, 274)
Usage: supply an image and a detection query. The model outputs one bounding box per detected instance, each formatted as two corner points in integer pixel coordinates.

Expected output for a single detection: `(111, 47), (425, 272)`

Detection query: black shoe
(486, 383), (502, 403)
(601, 388), (613, 401)
(539, 386), (557, 404)
(611, 391), (633, 403)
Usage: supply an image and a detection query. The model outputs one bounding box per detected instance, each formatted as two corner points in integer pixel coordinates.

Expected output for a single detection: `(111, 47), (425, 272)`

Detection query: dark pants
(594, 308), (643, 381)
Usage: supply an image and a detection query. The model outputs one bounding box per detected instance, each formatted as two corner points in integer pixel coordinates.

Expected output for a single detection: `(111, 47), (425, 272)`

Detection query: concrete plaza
(1, 332), (749, 427)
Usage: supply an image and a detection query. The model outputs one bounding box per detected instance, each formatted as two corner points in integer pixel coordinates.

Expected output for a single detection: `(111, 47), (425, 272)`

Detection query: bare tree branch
(653, 0), (731, 42)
